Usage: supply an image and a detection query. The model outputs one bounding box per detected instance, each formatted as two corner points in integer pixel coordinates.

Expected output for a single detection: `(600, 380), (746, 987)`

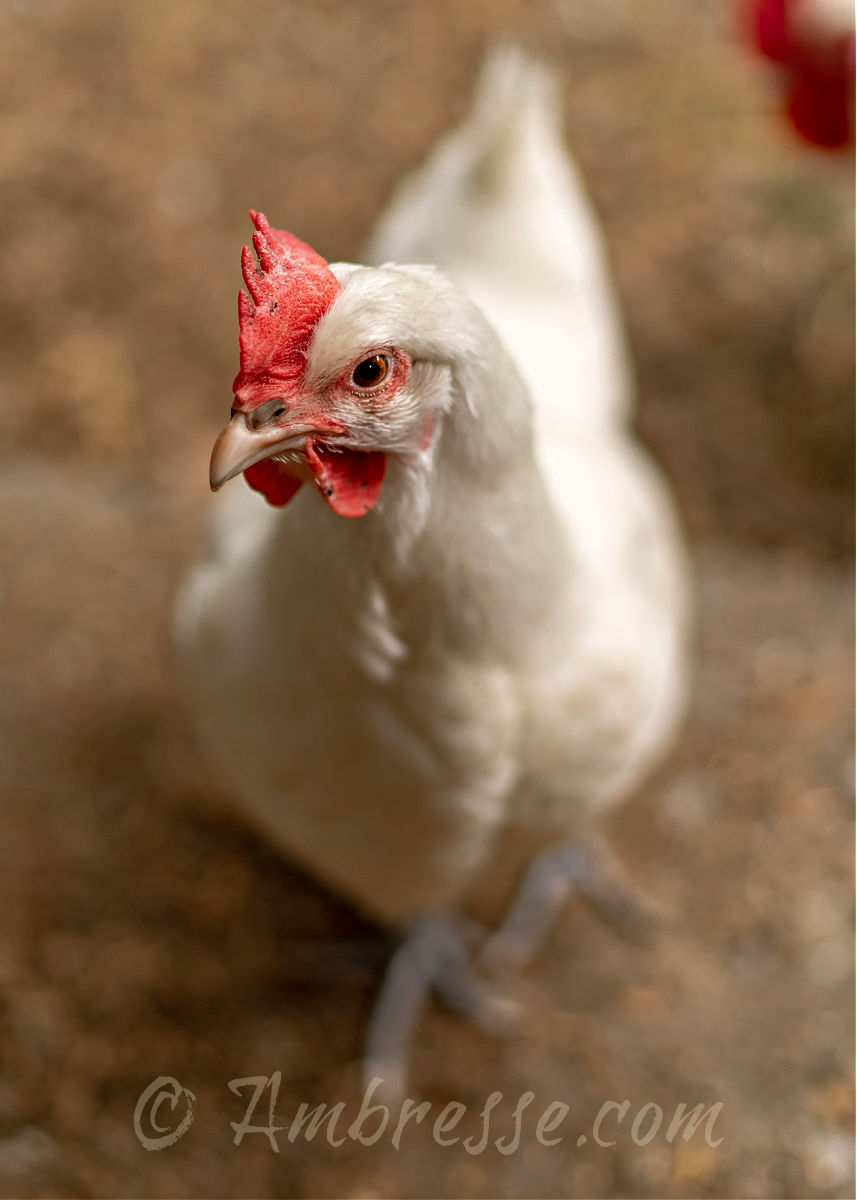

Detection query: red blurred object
(747, 0), (855, 148)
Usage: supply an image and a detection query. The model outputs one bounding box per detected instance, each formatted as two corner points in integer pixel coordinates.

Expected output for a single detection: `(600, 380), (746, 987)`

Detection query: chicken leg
(362, 913), (521, 1099)
(480, 834), (668, 975)
(362, 837), (664, 1098)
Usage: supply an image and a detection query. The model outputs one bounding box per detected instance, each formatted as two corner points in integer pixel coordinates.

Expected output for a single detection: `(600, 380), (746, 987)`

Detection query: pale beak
(209, 414), (316, 491)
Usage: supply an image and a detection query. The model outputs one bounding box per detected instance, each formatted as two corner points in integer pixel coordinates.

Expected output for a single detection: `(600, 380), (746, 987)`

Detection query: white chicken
(176, 49), (691, 1096)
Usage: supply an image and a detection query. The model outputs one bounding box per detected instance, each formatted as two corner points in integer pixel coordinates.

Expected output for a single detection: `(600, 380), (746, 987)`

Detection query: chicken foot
(363, 912), (521, 1100)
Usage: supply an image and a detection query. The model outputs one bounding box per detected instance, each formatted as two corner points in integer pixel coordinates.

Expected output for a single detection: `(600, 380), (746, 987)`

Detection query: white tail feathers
(451, 45), (561, 200)
(366, 44), (633, 433)
(366, 45), (562, 270)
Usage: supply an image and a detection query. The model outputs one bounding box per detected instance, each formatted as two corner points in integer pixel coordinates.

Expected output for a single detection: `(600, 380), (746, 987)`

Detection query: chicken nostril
(245, 398), (289, 431)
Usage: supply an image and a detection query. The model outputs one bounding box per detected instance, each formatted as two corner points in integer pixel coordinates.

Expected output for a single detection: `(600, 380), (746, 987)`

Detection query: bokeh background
(0, 0), (852, 1197)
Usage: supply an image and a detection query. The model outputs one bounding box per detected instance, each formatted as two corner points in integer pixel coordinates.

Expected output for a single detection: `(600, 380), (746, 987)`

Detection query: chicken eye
(352, 355), (390, 388)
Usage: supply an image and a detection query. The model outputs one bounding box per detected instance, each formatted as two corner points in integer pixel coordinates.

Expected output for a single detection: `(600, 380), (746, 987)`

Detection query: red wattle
(243, 458), (304, 507)
(789, 66), (853, 146)
(305, 441), (386, 518)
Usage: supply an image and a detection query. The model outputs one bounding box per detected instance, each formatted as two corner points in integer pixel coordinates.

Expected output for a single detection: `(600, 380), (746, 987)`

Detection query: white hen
(176, 49), (691, 1093)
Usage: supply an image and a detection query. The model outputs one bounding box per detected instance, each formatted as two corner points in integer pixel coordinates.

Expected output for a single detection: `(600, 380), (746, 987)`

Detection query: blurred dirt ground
(0, 1), (853, 1197)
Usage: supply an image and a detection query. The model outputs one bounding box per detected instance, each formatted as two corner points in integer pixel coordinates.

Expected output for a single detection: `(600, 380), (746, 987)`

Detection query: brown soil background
(0, 1), (852, 1197)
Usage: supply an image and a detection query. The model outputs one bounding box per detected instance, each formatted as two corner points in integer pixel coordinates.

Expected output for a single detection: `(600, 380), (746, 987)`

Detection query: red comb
(232, 211), (341, 410)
